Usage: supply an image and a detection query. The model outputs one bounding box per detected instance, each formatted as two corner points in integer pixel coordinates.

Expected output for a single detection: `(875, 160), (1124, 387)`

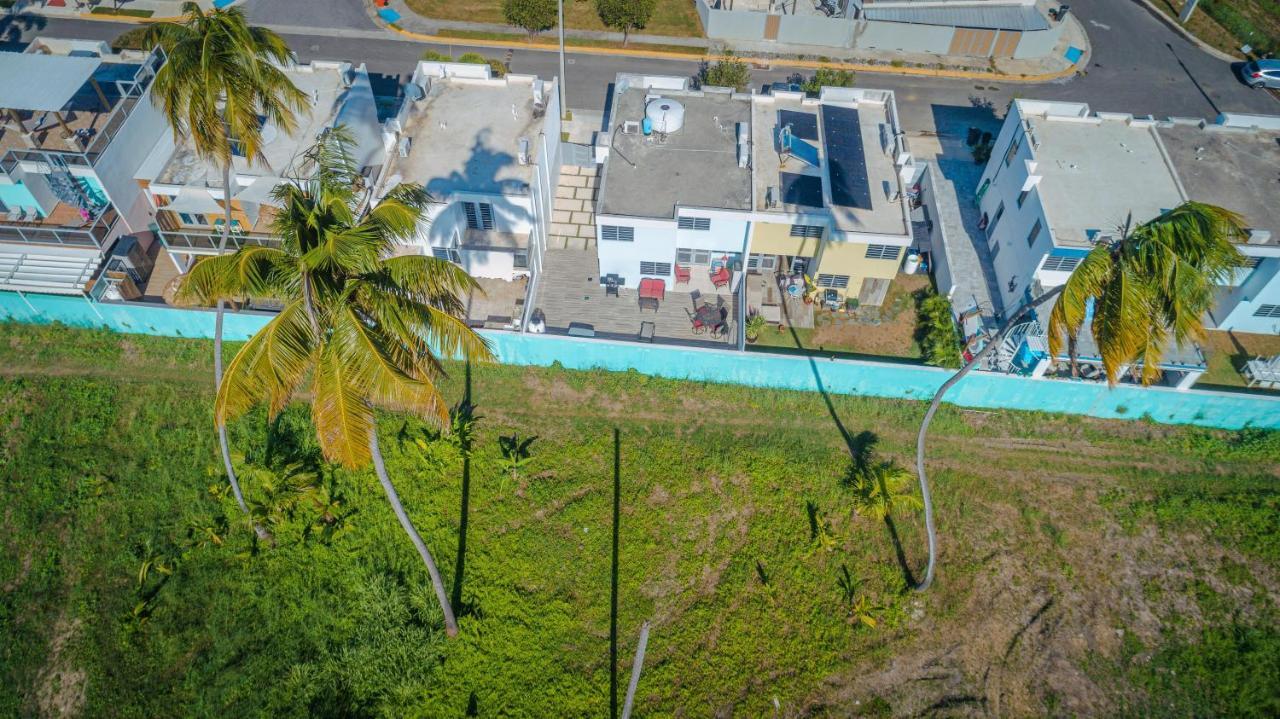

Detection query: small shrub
(90, 6), (154, 17)
(111, 27), (151, 52)
(421, 50), (453, 62)
(802, 67), (855, 95)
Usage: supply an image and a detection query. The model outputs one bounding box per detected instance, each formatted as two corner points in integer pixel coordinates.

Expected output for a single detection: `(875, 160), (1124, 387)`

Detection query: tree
(174, 129), (494, 637)
(802, 67), (855, 95)
(596, 0), (655, 46)
(701, 58), (751, 92)
(913, 201), (1249, 591)
(145, 2), (305, 539)
(503, 0), (557, 37)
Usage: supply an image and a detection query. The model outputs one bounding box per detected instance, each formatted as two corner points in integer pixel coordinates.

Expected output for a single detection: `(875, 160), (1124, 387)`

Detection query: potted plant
(744, 312), (767, 343)
(801, 274), (820, 305)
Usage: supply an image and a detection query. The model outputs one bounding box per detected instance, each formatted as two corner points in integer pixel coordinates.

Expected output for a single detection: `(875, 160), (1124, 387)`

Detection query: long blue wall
(3, 292), (1277, 430)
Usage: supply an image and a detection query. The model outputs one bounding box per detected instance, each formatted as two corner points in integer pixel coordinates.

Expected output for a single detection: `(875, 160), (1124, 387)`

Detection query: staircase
(995, 320), (1047, 373)
(45, 155), (102, 217)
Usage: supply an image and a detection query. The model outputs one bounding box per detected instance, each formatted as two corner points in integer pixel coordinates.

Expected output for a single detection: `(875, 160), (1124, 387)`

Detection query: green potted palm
(744, 312), (767, 343)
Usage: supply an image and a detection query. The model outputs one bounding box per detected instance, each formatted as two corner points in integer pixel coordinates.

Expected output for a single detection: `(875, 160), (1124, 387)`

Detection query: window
(865, 244), (901, 261)
(462, 201), (494, 231)
(177, 212), (208, 226)
(432, 247), (462, 263)
(1017, 187), (1032, 208)
(747, 254), (777, 272)
(986, 201), (1005, 239)
(600, 225), (634, 242)
(513, 250), (529, 269)
(1026, 219), (1042, 247)
(677, 216), (711, 231)
(639, 261), (672, 276)
(1003, 135), (1021, 166)
(1254, 304), (1280, 318)
(790, 256), (809, 274)
(677, 247), (712, 265)
(1041, 254), (1080, 272)
(789, 224), (823, 239)
(816, 274), (849, 289)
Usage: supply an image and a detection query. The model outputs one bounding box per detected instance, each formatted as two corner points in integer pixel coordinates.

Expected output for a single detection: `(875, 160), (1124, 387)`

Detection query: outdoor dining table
(693, 304), (724, 332)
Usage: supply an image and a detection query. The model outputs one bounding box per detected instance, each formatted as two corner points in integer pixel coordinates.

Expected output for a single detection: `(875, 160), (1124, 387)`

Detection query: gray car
(1239, 59), (1280, 89)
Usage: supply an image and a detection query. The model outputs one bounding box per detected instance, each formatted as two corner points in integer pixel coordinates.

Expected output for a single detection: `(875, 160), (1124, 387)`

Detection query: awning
(0, 53), (102, 112)
(160, 189), (225, 216)
(232, 179), (284, 207)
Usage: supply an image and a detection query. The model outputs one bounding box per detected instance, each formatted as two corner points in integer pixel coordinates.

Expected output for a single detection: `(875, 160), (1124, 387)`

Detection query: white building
(977, 101), (1280, 337)
(0, 38), (168, 296)
(374, 61), (561, 286)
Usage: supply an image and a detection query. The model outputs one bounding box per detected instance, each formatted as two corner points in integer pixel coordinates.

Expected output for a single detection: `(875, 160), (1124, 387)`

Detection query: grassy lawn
(405, 0), (704, 38)
(752, 274), (931, 361)
(1198, 329), (1280, 391)
(433, 28), (707, 56)
(1150, 0), (1280, 57)
(1, 322), (1278, 717)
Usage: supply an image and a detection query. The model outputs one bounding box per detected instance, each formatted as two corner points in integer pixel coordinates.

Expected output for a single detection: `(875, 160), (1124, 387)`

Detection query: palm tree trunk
(913, 286), (1062, 591)
(212, 158), (271, 542)
(369, 426), (460, 638)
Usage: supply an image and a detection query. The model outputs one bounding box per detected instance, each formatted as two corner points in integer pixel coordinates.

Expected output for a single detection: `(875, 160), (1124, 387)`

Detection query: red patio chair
(711, 267), (730, 289)
(674, 265), (691, 285)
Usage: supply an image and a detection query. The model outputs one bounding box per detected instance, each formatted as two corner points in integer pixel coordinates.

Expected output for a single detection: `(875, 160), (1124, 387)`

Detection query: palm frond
(311, 338), (375, 468)
(215, 301), (315, 423)
(1046, 244), (1112, 359)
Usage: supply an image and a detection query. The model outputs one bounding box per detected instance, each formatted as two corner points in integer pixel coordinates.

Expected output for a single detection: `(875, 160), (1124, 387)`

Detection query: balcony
(0, 203), (119, 249)
(154, 207), (280, 255)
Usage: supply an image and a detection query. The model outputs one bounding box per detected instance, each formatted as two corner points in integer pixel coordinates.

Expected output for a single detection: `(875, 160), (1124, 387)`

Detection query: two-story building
(0, 38), (167, 297)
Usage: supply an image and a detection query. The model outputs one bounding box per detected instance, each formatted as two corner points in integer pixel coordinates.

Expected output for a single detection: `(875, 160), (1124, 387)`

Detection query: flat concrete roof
(823, 98), (908, 236)
(1157, 123), (1280, 245)
(0, 53), (101, 112)
(598, 87), (752, 218)
(1029, 116), (1184, 247)
(752, 96), (827, 214)
(154, 64), (353, 188)
(382, 77), (540, 198)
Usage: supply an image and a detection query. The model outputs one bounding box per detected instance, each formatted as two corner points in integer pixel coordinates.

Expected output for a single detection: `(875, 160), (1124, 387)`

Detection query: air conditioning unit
(517, 137), (531, 166)
(622, 121), (641, 135)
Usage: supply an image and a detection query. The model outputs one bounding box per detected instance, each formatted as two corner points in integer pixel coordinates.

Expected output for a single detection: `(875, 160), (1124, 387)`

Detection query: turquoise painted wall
(2, 291), (1277, 430)
(0, 182), (42, 216)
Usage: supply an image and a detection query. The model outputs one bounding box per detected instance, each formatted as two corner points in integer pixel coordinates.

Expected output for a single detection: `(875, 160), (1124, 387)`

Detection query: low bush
(914, 290), (963, 368)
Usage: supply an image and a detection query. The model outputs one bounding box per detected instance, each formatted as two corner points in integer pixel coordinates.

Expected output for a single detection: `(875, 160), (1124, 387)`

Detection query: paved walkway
(549, 164), (597, 251)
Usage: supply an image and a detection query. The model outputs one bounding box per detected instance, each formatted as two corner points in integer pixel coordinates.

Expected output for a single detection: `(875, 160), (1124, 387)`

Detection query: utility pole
(558, 0), (569, 119)
(1179, 0), (1199, 24)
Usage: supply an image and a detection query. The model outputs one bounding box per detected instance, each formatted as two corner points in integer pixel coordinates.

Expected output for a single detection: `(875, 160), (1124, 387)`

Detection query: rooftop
(380, 75), (546, 199)
(1027, 114), (1184, 247)
(860, 1), (1051, 32)
(751, 95), (828, 215)
(598, 81), (752, 219)
(1157, 123), (1280, 245)
(0, 39), (161, 158)
(150, 62), (368, 189)
(818, 94), (909, 235)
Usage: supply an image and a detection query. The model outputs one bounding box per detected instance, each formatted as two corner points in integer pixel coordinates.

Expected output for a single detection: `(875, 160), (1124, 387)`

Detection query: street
(1, 0), (1276, 134)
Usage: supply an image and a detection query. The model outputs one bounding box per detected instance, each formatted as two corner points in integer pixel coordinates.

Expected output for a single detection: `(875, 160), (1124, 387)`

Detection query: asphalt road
(2, 0), (1276, 135)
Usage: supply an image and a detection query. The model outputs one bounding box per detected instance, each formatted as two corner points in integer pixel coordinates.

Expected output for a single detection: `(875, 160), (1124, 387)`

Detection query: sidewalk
(372, 0), (1090, 82)
(10, 0), (225, 20)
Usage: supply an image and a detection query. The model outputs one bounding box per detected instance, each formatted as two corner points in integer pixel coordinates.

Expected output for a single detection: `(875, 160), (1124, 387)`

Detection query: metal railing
(157, 228), (282, 254)
(0, 206), (120, 249)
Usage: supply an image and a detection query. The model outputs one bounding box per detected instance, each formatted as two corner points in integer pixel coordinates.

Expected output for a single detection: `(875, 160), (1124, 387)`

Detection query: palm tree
(913, 202), (1248, 590)
(174, 129), (493, 637)
(145, 3), (306, 531)
(847, 460), (922, 522)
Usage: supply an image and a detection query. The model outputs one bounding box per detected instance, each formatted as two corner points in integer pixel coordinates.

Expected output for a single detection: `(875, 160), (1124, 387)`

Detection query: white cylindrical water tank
(645, 98), (685, 134)
(904, 252), (922, 274)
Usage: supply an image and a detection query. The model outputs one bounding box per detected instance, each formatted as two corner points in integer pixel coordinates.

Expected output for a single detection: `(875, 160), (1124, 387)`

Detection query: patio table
(694, 304), (723, 330)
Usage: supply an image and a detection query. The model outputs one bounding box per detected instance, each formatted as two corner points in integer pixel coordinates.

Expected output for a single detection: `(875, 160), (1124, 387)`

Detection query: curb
(1131, 0), (1241, 63)
(383, 23), (1084, 84)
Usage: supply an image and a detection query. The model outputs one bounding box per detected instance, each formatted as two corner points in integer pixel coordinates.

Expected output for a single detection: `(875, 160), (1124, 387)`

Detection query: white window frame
(815, 274), (849, 289)
(600, 225), (635, 242)
(1254, 304), (1280, 318)
(639, 261), (672, 276)
(789, 224), (823, 239)
(463, 201), (495, 231)
(864, 244), (901, 261)
(677, 217), (711, 231)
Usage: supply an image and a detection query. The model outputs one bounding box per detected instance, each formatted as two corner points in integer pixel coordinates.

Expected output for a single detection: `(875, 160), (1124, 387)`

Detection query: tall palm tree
(913, 202), (1248, 591)
(174, 129), (492, 637)
(145, 3), (306, 531)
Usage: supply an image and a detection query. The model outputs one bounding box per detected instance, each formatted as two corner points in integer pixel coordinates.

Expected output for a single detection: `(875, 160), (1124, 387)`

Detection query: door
(948, 28), (996, 57)
(991, 30), (1021, 58)
(764, 14), (780, 41)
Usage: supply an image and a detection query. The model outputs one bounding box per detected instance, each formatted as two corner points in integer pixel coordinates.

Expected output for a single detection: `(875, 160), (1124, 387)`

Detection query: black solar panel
(779, 173), (824, 208)
(778, 110), (819, 141)
(822, 105), (872, 210)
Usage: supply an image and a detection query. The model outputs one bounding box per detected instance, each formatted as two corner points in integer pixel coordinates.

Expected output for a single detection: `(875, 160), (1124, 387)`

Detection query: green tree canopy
(701, 58), (751, 92)
(503, 0), (558, 36)
(596, 0), (656, 45)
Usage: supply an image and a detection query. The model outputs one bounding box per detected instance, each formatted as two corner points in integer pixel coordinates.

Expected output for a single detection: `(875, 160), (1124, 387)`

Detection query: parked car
(1238, 59), (1280, 89)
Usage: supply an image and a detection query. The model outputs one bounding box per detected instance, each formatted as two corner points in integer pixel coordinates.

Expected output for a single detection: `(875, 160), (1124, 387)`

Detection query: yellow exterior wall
(814, 240), (903, 297)
(749, 221), (822, 257)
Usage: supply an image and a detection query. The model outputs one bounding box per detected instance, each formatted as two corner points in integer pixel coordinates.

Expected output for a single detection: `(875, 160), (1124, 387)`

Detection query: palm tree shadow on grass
(452, 362), (477, 617)
(840, 432), (918, 589)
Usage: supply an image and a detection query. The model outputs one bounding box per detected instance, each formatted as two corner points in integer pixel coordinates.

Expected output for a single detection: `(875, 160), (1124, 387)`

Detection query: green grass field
(406, 0), (704, 38)
(1, 323), (1277, 717)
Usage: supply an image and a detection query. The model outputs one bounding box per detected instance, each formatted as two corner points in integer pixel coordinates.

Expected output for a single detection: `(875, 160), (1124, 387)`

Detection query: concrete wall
(1215, 259), (1280, 334)
(853, 19), (954, 54)
(595, 215), (678, 285)
(94, 83), (167, 235)
(916, 163), (956, 300)
(696, 0), (769, 43)
(813, 238), (902, 298)
(750, 221), (824, 257)
(4, 291), (1278, 430)
(778, 14), (855, 47)
(1013, 21), (1064, 60)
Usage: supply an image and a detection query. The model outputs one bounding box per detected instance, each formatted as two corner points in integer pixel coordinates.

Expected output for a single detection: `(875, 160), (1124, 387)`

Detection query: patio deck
(465, 276), (527, 330)
(532, 248), (739, 348)
(744, 270), (814, 329)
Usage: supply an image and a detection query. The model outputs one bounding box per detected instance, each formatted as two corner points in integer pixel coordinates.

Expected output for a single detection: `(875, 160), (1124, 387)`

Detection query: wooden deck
(745, 271), (814, 329)
(532, 248), (739, 348)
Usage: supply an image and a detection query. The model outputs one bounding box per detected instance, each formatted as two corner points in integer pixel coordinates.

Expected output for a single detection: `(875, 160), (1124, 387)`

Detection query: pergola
(0, 53), (112, 147)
